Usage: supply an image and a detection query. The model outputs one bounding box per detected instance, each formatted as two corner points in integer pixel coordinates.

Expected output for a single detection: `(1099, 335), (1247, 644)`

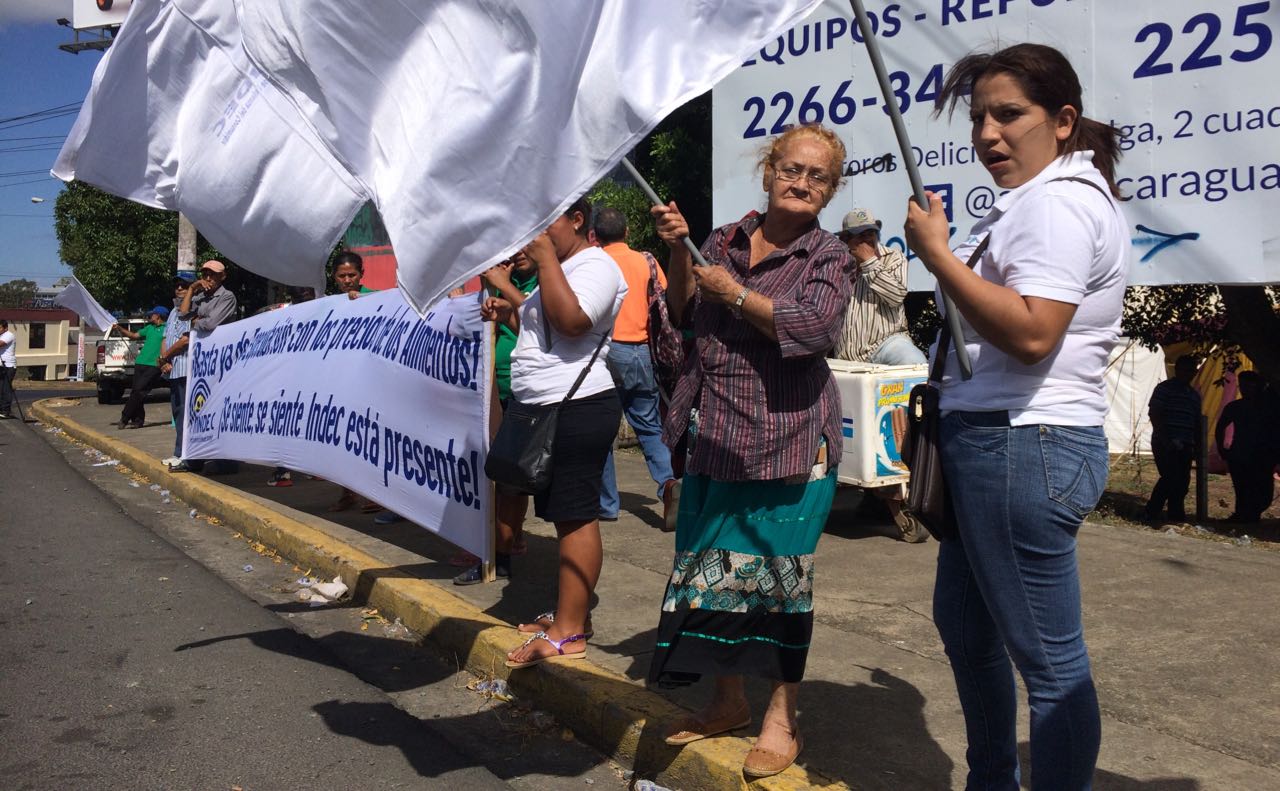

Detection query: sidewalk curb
(33, 399), (848, 791)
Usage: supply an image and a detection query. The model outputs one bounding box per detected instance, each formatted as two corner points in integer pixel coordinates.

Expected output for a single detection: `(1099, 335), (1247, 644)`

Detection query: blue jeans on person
(869, 331), (927, 365)
(599, 342), (674, 518)
(169, 376), (186, 458)
(934, 411), (1107, 790)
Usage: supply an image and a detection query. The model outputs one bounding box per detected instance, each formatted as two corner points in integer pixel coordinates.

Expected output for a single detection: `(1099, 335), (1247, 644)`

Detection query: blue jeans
(600, 342), (674, 518)
(169, 376), (186, 458)
(869, 331), (927, 365)
(934, 411), (1107, 790)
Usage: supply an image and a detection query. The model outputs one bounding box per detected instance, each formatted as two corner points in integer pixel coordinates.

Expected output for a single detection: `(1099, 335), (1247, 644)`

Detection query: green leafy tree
(53, 181), (273, 316)
(0, 278), (38, 308)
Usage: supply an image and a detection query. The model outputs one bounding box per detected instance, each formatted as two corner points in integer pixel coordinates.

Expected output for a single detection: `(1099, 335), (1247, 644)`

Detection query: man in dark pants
(113, 306), (170, 429)
(1216, 371), (1278, 523)
(1145, 355), (1201, 523)
(158, 274), (195, 465)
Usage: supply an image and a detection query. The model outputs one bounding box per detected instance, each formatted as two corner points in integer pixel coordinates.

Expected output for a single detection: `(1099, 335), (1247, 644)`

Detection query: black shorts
(533, 390), (621, 524)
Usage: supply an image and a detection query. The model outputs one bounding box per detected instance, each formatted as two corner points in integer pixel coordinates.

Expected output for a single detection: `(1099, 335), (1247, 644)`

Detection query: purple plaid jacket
(662, 212), (854, 481)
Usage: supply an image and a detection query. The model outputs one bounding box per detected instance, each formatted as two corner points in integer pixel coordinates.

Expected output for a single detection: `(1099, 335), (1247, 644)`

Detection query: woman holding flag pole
(904, 43), (1127, 788)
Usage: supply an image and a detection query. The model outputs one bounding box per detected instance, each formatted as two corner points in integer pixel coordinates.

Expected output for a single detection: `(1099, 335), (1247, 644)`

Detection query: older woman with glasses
(647, 123), (853, 778)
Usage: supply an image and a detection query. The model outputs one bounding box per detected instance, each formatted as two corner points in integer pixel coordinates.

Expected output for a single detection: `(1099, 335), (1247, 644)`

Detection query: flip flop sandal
(360, 501), (384, 514)
(449, 552), (481, 567)
(326, 493), (358, 512)
(663, 707), (753, 746)
(515, 611), (593, 638)
(504, 631), (588, 669)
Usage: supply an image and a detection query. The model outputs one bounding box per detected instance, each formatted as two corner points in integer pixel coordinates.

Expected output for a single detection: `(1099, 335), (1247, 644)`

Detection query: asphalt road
(0, 417), (516, 790)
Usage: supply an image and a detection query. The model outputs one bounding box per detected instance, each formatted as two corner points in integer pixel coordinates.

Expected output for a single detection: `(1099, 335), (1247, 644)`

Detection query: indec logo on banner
(712, 0), (1280, 288)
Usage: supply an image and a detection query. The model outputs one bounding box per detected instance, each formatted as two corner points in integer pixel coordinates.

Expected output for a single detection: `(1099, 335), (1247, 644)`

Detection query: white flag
(53, 277), (117, 333)
(54, 0), (821, 309)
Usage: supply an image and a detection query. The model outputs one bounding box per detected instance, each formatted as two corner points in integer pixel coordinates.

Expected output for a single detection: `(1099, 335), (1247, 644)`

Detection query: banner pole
(482, 317), (498, 584)
(619, 158), (709, 268)
(848, 0), (972, 380)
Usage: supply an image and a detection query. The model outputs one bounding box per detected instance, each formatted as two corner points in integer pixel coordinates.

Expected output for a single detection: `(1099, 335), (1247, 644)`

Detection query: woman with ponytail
(903, 43), (1128, 789)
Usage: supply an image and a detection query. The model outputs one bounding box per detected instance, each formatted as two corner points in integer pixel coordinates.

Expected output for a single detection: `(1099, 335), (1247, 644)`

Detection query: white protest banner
(712, 0), (1280, 287)
(53, 277), (117, 333)
(183, 290), (492, 559)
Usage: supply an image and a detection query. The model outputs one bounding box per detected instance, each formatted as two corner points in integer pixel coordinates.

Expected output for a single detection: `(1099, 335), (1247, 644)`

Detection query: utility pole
(177, 213), (198, 275)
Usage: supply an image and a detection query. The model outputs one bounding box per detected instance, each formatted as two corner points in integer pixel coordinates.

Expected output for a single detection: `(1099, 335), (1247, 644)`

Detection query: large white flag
(54, 0), (822, 309)
(53, 277), (117, 332)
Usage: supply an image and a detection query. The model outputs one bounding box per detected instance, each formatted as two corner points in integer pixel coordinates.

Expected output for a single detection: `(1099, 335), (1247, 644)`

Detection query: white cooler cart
(828, 360), (930, 543)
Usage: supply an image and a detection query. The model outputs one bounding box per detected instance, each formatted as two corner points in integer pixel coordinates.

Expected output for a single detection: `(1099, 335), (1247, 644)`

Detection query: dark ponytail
(935, 43), (1123, 197)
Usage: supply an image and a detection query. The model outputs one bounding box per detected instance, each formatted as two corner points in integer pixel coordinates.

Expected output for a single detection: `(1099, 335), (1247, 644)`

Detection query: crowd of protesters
(97, 40), (1280, 787)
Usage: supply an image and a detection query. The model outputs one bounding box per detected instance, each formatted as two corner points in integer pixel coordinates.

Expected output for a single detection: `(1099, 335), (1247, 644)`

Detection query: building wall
(0, 309), (77, 380)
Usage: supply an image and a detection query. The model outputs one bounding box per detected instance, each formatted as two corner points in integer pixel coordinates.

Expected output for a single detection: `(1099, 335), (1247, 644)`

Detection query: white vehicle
(95, 318), (169, 404)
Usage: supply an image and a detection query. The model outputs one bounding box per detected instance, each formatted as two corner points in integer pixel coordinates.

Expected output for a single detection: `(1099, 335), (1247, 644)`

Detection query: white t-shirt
(935, 152), (1129, 426)
(511, 246), (627, 406)
(0, 330), (16, 367)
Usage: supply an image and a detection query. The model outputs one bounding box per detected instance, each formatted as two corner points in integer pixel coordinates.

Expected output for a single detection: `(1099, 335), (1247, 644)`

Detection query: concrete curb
(32, 399), (848, 791)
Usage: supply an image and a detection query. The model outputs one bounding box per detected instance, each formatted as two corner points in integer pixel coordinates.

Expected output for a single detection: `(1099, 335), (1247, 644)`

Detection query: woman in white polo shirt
(482, 196), (627, 669)
(904, 44), (1127, 788)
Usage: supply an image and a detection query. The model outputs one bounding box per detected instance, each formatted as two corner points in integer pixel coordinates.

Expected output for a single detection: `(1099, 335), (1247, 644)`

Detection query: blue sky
(0, 1), (103, 287)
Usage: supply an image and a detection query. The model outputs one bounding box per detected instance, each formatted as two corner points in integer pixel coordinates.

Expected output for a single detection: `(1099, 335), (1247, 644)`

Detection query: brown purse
(902, 237), (988, 541)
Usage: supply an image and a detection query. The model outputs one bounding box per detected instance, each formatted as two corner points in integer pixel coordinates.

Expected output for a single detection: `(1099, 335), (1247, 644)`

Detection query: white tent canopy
(1105, 338), (1166, 456)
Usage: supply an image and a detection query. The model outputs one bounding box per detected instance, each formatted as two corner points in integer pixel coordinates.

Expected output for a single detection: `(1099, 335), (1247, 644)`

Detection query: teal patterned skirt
(648, 470), (837, 687)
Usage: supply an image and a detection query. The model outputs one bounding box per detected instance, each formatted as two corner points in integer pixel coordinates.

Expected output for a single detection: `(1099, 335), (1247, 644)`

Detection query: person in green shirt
(454, 251), (539, 585)
(114, 305), (170, 429)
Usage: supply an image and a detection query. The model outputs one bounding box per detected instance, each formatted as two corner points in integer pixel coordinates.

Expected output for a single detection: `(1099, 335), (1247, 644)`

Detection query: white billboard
(712, 0), (1280, 287)
(73, 0), (132, 30)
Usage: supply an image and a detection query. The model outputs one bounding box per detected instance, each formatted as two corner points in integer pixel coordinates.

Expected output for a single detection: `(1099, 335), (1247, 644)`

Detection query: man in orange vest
(595, 208), (677, 530)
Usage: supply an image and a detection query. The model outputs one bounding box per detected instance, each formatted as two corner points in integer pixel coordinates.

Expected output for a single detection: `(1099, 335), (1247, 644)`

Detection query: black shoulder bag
(484, 306), (609, 494)
(902, 236), (989, 541)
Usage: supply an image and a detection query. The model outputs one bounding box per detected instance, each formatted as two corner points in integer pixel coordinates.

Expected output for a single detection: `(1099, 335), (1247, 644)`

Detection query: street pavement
(18, 397), (1280, 789)
(0, 411), (627, 790)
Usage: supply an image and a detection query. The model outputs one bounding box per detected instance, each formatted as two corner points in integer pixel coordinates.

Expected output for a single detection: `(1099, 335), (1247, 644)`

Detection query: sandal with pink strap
(516, 611), (593, 638)
(505, 631), (588, 669)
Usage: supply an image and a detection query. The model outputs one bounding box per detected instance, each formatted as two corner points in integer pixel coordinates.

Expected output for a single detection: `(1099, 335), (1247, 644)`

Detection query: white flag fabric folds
(53, 277), (118, 333)
(54, 0), (821, 310)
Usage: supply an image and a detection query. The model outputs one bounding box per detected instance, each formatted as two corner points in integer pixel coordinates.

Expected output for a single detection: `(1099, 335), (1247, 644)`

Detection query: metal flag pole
(848, 0), (972, 379)
(618, 157), (709, 267)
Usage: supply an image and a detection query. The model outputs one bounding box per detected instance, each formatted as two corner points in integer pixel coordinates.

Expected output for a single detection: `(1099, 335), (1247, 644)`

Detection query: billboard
(73, 0), (132, 30)
(712, 0), (1280, 287)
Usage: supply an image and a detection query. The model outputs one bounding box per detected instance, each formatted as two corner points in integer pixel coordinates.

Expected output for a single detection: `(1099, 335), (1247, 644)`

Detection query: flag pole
(848, 0), (972, 379)
(619, 157), (709, 267)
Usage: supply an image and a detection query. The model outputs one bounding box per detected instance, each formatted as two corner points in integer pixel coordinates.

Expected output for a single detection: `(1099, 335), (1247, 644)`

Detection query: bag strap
(1051, 175), (1111, 203)
(558, 330), (610, 407)
(930, 236), (990, 385)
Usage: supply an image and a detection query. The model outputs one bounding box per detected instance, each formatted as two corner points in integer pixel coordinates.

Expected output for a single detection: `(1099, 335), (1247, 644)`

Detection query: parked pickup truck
(95, 319), (170, 405)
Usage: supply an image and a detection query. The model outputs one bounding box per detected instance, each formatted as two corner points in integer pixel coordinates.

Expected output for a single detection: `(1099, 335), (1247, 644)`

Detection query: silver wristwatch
(730, 287), (750, 317)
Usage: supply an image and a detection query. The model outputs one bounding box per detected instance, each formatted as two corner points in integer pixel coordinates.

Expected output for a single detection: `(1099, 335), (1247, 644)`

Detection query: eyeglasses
(772, 164), (833, 192)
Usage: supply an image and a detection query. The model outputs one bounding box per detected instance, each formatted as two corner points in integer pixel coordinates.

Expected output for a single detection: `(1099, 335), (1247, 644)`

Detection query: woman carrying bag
(483, 196), (627, 669)
(904, 44), (1128, 788)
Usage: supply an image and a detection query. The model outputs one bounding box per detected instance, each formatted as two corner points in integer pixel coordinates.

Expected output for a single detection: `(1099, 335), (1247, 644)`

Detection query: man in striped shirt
(158, 274), (195, 465)
(1145, 355), (1202, 523)
(830, 208), (925, 365)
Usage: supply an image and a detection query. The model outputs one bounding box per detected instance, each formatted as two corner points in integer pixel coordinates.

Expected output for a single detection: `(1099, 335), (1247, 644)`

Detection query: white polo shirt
(934, 152), (1129, 426)
(511, 246), (626, 406)
(0, 330), (16, 368)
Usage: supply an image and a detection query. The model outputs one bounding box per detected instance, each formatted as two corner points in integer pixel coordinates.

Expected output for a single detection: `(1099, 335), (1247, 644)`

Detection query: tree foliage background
(0, 278), (39, 308)
(53, 181), (274, 316)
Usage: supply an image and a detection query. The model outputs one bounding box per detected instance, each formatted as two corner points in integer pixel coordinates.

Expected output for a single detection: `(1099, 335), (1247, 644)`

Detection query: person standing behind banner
(830, 208), (926, 365)
(647, 124), (853, 779)
(486, 196), (626, 669)
(170, 260), (239, 474)
(454, 251), (539, 585)
(904, 43), (1128, 789)
(593, 207), (679, 528)
(1216, 371), (1277, 523)
(0, 319), (16, 420)
(158, 274), (195, 464)
(1144, 355), (1201, 523)
(113, 305), (171, 429)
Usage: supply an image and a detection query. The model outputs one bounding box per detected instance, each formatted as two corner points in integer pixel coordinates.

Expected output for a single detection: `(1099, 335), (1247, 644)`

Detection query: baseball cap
(839, 208), (882, 238)
(174, 271), (197, 284)
(150, 305), (171, 318)
(200, 260), (226, 274)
